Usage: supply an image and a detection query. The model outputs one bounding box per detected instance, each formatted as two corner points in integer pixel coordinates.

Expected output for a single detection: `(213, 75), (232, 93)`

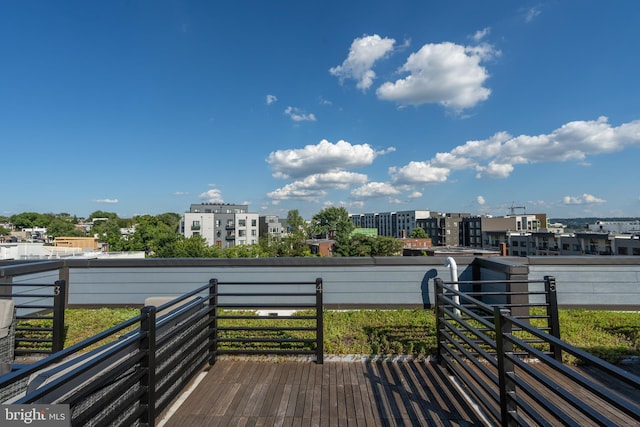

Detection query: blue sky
(2, 1), (639, 220)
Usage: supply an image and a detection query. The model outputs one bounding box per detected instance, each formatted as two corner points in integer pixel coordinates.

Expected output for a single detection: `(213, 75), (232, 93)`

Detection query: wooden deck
(159, 359), (486, 426)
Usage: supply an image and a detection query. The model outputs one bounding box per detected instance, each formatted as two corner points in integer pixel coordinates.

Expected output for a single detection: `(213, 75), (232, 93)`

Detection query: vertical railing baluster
(52, 280), (66, 353)
(495, 307), (517, 427)
(544, 276), (562, 361)
(315, 278), (324, 364)
(434, 278), (444, 363)
(140, 305), (157, 427)
(209, 278), (218, 365)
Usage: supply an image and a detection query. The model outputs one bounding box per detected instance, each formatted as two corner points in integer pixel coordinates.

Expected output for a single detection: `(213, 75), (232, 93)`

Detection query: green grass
(19, 308), (640, 365)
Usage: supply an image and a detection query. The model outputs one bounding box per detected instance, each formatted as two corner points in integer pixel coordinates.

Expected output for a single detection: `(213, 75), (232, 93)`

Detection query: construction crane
(509, 202), (526, 215)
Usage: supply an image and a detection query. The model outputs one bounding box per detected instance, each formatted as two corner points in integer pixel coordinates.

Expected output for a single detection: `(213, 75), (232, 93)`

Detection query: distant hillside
(549, 217), (640, 232)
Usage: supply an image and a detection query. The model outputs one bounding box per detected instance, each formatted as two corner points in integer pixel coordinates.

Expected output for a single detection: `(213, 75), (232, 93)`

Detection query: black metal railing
(0, 281), (215, 426)
(435, 277), (640, 426)
(1, 280), (66, 356)
(211, 278), (324, 363)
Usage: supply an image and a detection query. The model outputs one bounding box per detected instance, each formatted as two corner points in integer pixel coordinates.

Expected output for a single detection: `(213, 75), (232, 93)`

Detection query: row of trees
(1, 207), (421, 258)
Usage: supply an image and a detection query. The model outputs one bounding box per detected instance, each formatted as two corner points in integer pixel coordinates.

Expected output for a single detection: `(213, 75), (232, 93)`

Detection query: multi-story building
(350, 210), (470, 246)
(259, 215), (287, 242)
(587, 220), (640, 234)
(182, 203), (259, 248)
(477, 214), (546, 253)
(615, 234), (640, 255)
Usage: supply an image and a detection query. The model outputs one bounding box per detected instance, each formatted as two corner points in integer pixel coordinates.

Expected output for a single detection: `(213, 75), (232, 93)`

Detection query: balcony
(191, 225), (201, 230)
(0, 257), (639, 425)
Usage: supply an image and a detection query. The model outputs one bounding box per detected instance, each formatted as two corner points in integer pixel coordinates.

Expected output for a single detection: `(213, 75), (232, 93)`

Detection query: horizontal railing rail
(1, 280), (66, 356)
(0, 281), (216, 426)
(435, 276), (640, 426)
(211, 278), (324, 364)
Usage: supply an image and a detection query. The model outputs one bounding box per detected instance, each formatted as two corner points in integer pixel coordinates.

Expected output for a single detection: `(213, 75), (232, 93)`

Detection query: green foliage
(0, 226), (9, 236)
(347, 235), (404, 256)
(310, 206), (354, 256)
(556, 309), (640, 363)
(29, 307), (640, 364)
(46, 217), (83, 238)
(409, 227), (428, 238)
(10, 212), (51, 229)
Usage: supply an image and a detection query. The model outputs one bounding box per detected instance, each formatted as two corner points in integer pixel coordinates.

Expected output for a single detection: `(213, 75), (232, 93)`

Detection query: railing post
(209, 278), (218, 366)
(52, 280), (66, 353)
(495, 307), (517, 427)
(315, 278), (324, 364)
(58, 266), (70, 307)
(544, 276), (562, 361)
(434, 278), (444, 364)
(140, 305), (157, 427)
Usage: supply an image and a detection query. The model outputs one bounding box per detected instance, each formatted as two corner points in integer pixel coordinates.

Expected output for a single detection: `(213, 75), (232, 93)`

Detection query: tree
(284, 209), (310, 256)
(128, 215), (179, 256)
(9, 212), (49, 229)
(409, 227), (428, 238)
(346, 235), (404, 256)
(46, 218), (83, 238)
(310, 207), (354, 256)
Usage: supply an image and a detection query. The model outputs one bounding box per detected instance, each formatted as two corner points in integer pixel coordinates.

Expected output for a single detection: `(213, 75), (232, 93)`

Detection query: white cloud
(267, 139), (392, 179)
(395, 117), (640, 185)
(376, 41), (498, 110)
(408, 191), (423, 199)
(199, 187), (224, 204)
(389, 161), (450, 184)
(563, 193), (606, 205)
(266, 94), (277, 105)
(472, 27), (491, 42)
(350, 182), (400, 199)
(477, 195), (486, 205)
(284, 106), (316, 122)
(267, 184), (326, 202)
(267, 171), (367, 202)
(94, 198), (118, 204)
(525, 6), (541, 23)
(475, 161), (514, 179)
(330, 34), (396, 91)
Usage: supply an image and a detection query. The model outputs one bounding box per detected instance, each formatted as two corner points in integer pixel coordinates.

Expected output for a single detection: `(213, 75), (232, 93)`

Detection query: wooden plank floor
(159, 359), (485, 426)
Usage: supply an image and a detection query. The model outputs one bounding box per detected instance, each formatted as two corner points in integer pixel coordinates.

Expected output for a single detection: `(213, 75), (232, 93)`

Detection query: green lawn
(53, 307), (640, 365)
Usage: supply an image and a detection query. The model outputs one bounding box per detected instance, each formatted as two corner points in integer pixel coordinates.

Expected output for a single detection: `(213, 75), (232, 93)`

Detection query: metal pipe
(444, 257), (460, 316)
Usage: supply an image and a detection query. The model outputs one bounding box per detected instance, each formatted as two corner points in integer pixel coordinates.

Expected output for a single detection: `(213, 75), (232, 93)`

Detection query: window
(251, 230), (257, 236)
(227, 219), (234, 227)
(251, 219), (257, 226)
(215, 219), (221, 227)
(239, 219), (246, 227)
(239, 230), (246, 237)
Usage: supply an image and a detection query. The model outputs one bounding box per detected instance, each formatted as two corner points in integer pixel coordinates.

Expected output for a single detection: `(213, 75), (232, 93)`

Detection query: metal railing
(1, 280), (66, 356)
(435, 277), (640, 426)
(0, 281), (215, 426)
(211, 278), (324, 363)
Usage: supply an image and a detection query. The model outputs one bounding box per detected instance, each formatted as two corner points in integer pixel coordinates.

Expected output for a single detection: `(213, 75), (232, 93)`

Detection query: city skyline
(2, 2), (639, 220)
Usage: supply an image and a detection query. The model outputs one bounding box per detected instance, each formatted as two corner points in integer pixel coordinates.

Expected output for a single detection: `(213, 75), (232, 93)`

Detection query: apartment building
(350, 210), (469, 245)
(259, 215), (287, 242)
(182, 203), (259, 248)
